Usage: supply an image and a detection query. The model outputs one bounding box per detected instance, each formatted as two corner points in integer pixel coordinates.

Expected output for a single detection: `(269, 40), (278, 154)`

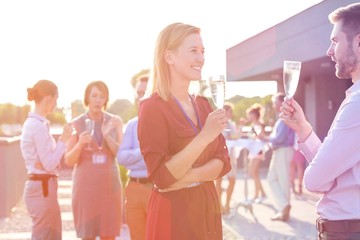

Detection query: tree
(107, 99), (134, 123)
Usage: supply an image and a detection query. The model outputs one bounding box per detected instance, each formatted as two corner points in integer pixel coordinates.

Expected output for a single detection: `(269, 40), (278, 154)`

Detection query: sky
(0, 0), (323, 107)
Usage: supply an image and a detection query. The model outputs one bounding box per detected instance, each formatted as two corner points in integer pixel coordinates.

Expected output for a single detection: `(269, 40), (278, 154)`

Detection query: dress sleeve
(197, 96), (231, 178)
(213, 134), (231, 178)
(138, 97), (177, 189)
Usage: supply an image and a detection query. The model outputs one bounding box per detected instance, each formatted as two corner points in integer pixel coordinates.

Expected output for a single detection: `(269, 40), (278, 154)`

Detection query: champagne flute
(85, 118), (95, 150)
(283, 61), (301, 98)
(209, 75), (225, 109)
(209, 75), (230, 131)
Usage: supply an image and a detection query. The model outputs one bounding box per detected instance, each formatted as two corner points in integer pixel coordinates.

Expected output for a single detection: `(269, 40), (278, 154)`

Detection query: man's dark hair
(328, 3), (360, 42)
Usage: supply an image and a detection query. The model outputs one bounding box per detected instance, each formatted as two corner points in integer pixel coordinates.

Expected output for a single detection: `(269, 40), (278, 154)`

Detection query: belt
(129, 177), (151, 184)
(316, 217), (360, 233)
(28, 174), (57, 197)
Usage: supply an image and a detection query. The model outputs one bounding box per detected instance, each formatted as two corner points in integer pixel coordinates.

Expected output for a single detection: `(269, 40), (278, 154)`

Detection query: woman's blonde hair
(151, 22), (201, 101)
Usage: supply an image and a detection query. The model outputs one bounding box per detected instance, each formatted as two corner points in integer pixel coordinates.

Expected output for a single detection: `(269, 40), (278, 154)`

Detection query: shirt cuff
(298, 131), (321, 162)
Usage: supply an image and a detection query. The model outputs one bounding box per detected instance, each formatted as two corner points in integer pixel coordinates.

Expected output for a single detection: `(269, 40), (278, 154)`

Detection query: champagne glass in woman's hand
(209, 75), (230, 131)
(209, 75), (225, 109)
(283, 61), (301, 98)
(85, 118), (95, 150)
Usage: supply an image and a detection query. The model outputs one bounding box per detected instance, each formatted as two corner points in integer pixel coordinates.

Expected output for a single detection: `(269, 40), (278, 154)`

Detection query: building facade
(226, 0), (356, 140)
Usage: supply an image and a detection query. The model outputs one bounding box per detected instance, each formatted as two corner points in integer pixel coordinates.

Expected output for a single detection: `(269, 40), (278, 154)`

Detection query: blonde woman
(246, 103), (267, 203)
(138, 23), (231, 239)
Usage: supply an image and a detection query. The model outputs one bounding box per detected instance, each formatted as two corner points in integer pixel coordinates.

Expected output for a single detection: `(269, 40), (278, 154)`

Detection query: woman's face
(168, 33), (205, 81)
(46, 93), (58, 113)
(247, 112), (257, 122)
(87, 86), (107, 112)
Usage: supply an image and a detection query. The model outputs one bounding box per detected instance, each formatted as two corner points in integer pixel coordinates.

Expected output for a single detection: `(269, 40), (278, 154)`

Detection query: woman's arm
(164, 109), (226, 180)
(159, 159), (224, 192)
(64, 131), (89, 167)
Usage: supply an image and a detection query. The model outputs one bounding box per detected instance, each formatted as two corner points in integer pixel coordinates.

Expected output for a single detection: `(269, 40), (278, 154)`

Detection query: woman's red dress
(138, 93), (231, 240)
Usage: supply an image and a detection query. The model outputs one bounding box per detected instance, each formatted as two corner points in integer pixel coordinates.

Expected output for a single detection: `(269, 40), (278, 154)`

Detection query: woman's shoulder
(139, 93), (166, 110)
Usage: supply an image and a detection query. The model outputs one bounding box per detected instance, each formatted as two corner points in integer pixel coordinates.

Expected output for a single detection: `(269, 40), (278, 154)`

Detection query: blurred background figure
(290, 136), (306, 196)
(216, 102), (241, 214)
(262, 92), (295, 222)
(246, 103), (267, 203)
(21, 80), (73, 240)
(65, 80), (123, 240)
(117, 73), (151, 240)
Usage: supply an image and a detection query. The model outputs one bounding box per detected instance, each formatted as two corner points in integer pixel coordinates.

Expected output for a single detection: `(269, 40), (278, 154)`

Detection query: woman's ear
(164, 50), (173, 64)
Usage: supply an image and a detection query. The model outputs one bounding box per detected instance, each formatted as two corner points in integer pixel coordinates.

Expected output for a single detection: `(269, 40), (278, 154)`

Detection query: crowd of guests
(18, 2), (360, 239)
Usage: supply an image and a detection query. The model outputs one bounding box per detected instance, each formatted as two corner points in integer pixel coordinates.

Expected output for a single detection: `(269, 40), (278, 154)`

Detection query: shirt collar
(28, 112), (49, 125)
(345, 79), (360, 97)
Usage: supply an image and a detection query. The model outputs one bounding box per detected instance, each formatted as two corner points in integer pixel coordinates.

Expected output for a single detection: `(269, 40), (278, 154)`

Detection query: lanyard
(173, 95), (202, 134)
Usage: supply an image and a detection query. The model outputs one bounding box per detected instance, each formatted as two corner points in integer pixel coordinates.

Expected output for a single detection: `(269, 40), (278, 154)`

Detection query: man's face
(135, 79), (148, 104)
(327, 21), (358, 79)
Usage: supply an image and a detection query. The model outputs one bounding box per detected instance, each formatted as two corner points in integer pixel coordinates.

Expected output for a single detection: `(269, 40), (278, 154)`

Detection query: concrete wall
(0, 137), (27, 218)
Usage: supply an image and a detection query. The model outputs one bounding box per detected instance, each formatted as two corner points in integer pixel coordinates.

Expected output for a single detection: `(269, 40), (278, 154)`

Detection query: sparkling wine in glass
(209, 75), (225, 109)
(85, 118), (95, 150)
(283, 61), (301, 98)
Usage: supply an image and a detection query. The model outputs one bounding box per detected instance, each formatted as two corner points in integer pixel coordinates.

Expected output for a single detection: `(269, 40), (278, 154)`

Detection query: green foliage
(71, 100), (86, 119)
(107, 99), (135, 123)
(119, 165), (129, 187)
(0, 103), (30, 124)
(227, 94), (275, 126)
(47, 108), (67, 125)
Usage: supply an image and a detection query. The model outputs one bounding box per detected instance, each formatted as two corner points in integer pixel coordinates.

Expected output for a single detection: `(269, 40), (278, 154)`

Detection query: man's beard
(336, 47), (358, 79)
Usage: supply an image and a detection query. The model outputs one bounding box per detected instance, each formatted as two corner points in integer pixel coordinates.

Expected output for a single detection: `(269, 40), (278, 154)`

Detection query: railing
(0, 136), (27, 218)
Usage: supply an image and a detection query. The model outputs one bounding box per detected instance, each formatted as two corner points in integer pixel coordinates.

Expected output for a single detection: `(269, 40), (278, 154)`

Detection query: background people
(246, 103), (267, 203)
(117, 74), (151, 240)
(137, 22), (231, 240)
(281, 3), (360, 239)
(262, 92), (295, 221)
(65, 80), (123, 240)
(290, 137), (305, 195)
(215, 102), (239, 214)
(20, 80), (73, 240)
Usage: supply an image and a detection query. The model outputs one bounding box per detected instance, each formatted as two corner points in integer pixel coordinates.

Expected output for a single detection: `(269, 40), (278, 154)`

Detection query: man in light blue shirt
(263, 92), (295, 222)
(117, 74), (150, 240)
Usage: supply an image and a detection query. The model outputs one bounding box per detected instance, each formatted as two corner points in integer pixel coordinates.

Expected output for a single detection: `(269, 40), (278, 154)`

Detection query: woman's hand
(199, 108), (227, 144)
(59, 123), (75, 143)
(157, 175), (195, 193)
(102, 115), (122, 137)
(77, 131), (92, 148)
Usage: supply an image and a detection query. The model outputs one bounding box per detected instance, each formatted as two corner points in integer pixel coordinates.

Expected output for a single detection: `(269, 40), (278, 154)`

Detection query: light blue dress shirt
(117, 117), (148, 178)
(269, 119), (295, 149)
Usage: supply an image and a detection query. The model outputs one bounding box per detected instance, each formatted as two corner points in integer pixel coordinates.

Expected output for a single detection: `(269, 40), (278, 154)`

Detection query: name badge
(92, 152), (107, 164)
